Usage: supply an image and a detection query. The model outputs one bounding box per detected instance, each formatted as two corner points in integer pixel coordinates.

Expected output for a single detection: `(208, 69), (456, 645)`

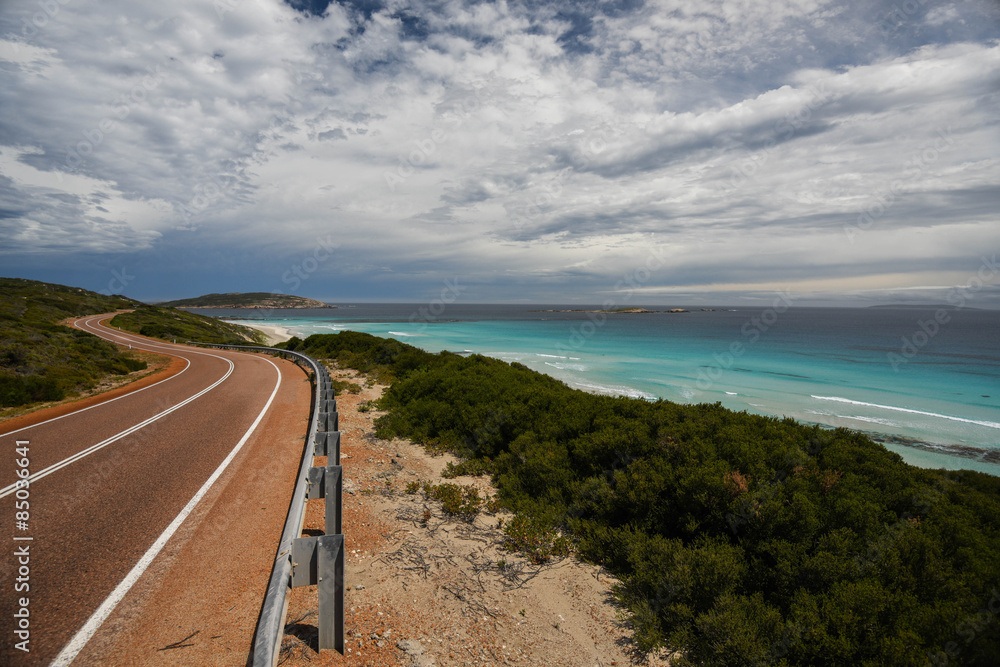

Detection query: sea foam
(811, 396), (1000, 430)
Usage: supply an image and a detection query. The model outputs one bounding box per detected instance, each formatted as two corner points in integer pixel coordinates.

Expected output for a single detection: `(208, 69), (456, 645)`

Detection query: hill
(0, 278), (148, 408)
(159, 292), (332, 309)
(108, 304), (267, 346)
(0, 278), (268, 411)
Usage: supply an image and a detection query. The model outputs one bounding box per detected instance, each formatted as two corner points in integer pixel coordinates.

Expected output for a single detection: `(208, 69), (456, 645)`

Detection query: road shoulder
(0, 352), (183, 434)
(72, 354), (314, 665)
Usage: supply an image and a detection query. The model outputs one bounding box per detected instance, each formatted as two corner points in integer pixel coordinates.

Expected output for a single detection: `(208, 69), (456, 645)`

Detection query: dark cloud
(285, 0), (338, 17)
(318, 128), (347, 140)
(0, 0), (997, 303)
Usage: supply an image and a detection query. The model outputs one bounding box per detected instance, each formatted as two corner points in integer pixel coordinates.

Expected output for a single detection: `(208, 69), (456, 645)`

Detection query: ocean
(206, 304), (999, 476)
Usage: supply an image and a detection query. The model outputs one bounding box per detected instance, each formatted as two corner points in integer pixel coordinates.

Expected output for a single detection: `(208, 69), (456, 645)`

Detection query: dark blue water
(208, 305), (1000, 474)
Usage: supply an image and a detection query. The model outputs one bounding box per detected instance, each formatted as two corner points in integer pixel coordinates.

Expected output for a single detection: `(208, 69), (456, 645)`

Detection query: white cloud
(0, 0), (997, 303)
(0, 145), (171, 252)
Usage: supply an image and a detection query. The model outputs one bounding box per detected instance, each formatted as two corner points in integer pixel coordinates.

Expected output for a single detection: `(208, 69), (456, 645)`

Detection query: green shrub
(422, 482), (483, 518)
(0, 278), (158, 408)
(331, 378), (362, 394)
(441, 458), (494, 478)
(502, 514), (568, 564)
(111, 304), (264, 345)
(282, 330), (1000, 665)
(0, 373), (64, 406)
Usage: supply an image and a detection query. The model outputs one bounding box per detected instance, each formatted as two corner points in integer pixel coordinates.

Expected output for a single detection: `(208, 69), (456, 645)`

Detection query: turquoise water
(213, 305), (1000, 475)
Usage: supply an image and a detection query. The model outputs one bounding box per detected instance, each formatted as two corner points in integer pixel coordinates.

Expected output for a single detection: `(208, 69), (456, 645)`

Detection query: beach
(222, 305), (1000, 475)
(240, 322), (293, 345)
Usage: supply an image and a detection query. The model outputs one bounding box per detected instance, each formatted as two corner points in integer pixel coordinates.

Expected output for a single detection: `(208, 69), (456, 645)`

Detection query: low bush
(286, 330), (1000, 665)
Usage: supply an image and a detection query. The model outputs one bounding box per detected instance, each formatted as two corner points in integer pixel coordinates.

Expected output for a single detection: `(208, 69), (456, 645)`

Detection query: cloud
(0, 0), (997, 304)
(318, 128), (347, 140)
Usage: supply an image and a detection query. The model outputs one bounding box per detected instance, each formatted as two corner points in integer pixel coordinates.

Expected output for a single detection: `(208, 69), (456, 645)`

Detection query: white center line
(51, 354), (284, 666)
(0, 356), (235, 499)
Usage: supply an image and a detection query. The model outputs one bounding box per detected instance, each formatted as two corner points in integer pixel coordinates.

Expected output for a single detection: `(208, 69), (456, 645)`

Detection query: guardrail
(186, 342), (344, 665)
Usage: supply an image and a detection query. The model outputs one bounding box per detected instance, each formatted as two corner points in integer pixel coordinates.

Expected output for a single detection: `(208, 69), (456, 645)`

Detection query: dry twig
(157, 630), (199, 651)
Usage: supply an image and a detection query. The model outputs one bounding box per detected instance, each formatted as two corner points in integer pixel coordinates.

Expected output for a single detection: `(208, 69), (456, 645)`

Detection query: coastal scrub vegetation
(283, 331), (1000, 666)
(109, 304), (267, 346)
(0, 278), (148, 408)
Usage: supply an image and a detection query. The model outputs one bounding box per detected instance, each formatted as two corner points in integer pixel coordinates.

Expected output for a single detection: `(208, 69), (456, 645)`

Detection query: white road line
(0, 356), (235, 499)
(0, 317), (196, 438)
(2, 316), (247, 496)
(0, 358), (191, 438)
(50, 355), (284, 667)
(76, 315), (252, 367)
(0, 313), (229, 438)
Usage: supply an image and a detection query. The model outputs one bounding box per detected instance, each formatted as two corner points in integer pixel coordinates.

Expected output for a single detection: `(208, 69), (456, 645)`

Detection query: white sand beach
(241, 322), (293, 345)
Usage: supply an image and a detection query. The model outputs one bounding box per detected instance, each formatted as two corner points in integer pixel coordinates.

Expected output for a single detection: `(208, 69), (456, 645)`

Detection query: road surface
(1, 315), (313, 665)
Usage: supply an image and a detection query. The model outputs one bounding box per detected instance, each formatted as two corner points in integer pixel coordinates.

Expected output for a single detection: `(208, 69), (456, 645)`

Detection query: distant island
(867, 303), (981, 310)
(530, 307), (705, 313)
(159, 292), (334, 309)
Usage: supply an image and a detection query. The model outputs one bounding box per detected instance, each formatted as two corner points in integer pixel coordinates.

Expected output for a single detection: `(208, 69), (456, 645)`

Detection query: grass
(0, 277), (148, 408)
(0, 277), (269, 411)
(109, 304), (268, 346)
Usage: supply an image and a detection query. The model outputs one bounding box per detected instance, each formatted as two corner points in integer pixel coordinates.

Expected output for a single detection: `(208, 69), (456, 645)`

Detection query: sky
(0, 0), (998, 306)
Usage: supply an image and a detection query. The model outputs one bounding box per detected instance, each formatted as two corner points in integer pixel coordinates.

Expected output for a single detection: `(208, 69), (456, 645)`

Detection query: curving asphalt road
(1, 316), (312, 665)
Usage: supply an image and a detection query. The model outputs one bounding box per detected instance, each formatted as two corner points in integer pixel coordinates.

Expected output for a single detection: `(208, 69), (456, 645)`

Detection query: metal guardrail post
(317, 534), (345, 652)
(325, 466), (343, 536)
(319, 411), (338, 432)
(290, 533), (344, 652)
(186, 341), (345, 665)
(315, 430), (340, 458)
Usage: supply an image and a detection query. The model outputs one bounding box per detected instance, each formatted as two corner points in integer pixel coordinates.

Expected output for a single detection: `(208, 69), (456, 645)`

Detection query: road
(1, 316), (313, 665)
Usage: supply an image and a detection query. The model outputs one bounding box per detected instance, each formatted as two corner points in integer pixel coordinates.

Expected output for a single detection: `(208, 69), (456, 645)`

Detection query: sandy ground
(281, 364), (674, 667)
(239, 322), (294, 345)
